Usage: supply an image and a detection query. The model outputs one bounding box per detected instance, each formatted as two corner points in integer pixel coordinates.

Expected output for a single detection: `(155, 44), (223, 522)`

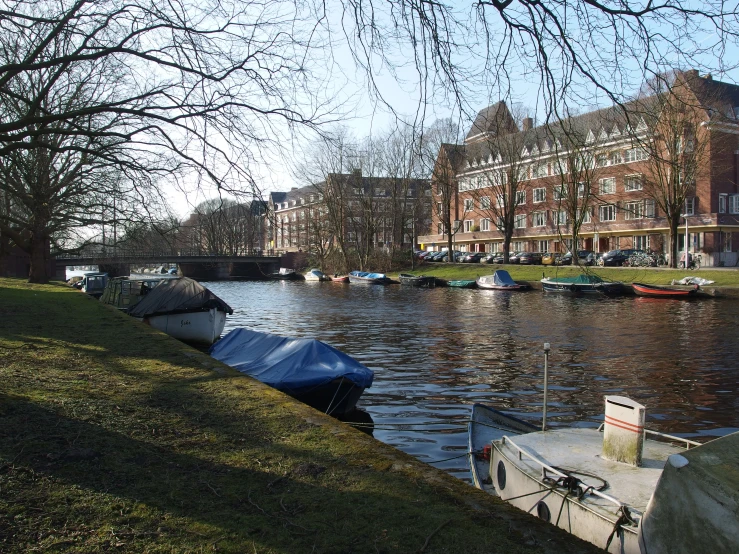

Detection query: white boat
(470, 396), (737, 553)
(304, 268), (331, 281)
(127, 277), (233, 345)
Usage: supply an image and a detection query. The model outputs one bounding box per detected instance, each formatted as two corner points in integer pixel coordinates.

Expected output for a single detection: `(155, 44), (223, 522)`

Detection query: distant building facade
(419, 71), (739, 266)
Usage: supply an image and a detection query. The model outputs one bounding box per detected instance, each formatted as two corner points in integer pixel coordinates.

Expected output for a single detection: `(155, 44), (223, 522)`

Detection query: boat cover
(491, 270), (517, 286)
(350, 271), (388, 280)
(638, 431), (739, 553)
(209, 328), (374, 391)
(128, 277), (233, 318)
(545, 274), (605, 284)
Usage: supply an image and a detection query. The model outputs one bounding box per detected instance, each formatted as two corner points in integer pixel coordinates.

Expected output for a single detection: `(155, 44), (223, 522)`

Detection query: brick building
(419, 71), (739, 266)
(266, 170), (431, 254)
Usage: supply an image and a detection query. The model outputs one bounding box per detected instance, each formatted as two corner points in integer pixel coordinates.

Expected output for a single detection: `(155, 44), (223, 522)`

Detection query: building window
(512, 241), (525, 252)
(624, 175), (643, 192)
(599, 204), (617, 221)
(645, 199), (656, 218)
(625, 147), (649, 162)
(596, 153), (609, 168)
(556, 210), (568, 225)
(730, 195), (739, 214)
(533, 188), (546, 203)
(480, 218), (490, 231)
(610, 151), (623, 165)
(684, 197), (695, 216)
(532, 211), (546, 227)
(514, 214), (526, 228)
(437, 223), (443, 234)
(624, 201), (643, 220)
(537, 240), (548, 253)
(464, 198), (473, 211)
(464, 219), (474, 232)
(599, 177), (616, 195)
(581, 208), (592, 223)
(496, 194), (505, 208)
(516, 190), (526, 205)
(723, 232), (733, 252)
(577, 183), (586, 197)
(719, 193), (728, 213)
(480, 196), (491, 209)
(634, 235), (650, 250)
(553, 186), (565, 201)
(490, 242), (500, 253)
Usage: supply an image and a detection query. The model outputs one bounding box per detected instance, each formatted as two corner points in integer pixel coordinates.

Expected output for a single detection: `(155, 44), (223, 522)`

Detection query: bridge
(54, 249), (289, 280)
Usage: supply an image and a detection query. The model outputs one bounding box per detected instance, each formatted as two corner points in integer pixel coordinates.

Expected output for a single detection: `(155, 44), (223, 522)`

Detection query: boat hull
(289, 377), (367, 415)
(446, 280), (477, 288)
(632, 283), (698, 298)
(399, 274), (436, 287)
(143, 308), (227, 345)
(348, 271), (392, 284)
(541, 279), (622, 295)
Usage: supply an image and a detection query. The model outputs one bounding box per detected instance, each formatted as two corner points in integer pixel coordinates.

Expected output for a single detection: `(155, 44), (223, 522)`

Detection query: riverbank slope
(0, 278), (599, 553)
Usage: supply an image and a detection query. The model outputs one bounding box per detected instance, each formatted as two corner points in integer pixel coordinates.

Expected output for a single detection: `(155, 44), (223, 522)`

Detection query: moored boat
(446, 279), (477, 288)
(331, 275), (349, 283)
(632, 282), (700, 298)
(78, 272), (109, 298)
(304, 268), (331, 281)
(348, 270), (392, 284)
(209, 328), (374, 415)
(469, 395), (736, 553)
(270, 267), (303, 280)
(127, 277), (233, 345)
(541, 274), (622, 295)
(100, 276), (167, 311)
(476, 270), (530, 291)
(398, 273), (436, 287)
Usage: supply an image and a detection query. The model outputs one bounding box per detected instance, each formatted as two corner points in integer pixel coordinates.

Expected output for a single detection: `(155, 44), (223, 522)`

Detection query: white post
(542, 343), (550, 431)
(684, 215), (689, 267)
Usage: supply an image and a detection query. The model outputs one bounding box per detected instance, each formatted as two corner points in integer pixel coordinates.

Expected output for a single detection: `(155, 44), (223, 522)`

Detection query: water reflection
(204, 280), (739, 481)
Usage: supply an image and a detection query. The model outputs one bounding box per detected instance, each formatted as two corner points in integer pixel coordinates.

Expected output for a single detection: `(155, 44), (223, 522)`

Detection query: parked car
(541, 252), (561, 265)
(508, 252), (523, 264)
(599, 249), (644, 266)
(576, 250), (596, 265)
(462, 252), (486, 263)
(518, 252), (543, 265)
(480, 253), (502, 264)
(555, 252), (573, 265)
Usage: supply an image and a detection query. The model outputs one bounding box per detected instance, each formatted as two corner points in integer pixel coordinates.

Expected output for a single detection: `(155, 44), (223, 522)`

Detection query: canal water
(203, 280), (739, 482)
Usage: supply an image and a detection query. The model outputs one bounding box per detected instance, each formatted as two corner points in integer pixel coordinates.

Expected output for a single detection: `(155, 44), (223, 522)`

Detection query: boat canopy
(209, 328), (374, 391)
(128, 277), (233, 318)
(547, 274), (605, 284)
(490, 270), (517, 286)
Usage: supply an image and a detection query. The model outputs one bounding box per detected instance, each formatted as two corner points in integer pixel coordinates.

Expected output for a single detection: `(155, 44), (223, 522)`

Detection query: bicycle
(678, 253), (701, 270)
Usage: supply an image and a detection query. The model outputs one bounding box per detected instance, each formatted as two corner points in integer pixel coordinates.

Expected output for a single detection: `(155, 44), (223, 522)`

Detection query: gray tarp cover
(128, 277), (233, 317)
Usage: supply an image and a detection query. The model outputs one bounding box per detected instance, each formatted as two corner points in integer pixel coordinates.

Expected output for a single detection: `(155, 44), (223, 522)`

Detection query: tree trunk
(28, 233), (50, 283)
(668, 215), (680, 268)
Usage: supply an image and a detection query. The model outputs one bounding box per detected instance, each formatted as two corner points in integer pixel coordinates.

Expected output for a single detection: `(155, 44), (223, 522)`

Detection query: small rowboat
(399, 273), (436, 287)
(331, 275), (349, 283)
(447, 279), (477, 288)
(632, 282), (699, 298)
(541, 274), (622, 295)
(348, 271), (392, 284)
(477, 270), (530, 291)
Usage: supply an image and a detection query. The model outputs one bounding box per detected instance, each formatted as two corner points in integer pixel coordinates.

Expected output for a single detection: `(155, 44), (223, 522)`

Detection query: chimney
(602, 396), (645, 467)
(522, 117), (534, 132)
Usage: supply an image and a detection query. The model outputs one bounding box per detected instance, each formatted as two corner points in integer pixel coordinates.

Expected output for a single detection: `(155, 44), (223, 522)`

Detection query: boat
(469, 396), (737, 553)
(331, 275), (349, 283)
(304, 268), (331, 281)
(270, 267), (303, 280)
(476, 270), (531, 291)
(209, 328), (374, 415)
(99, 276), (167, 311)
(348, 270), (392, 284)
(78, 272), (109, 298)
(127, 277), (233, 345)
(446, 279), (477, 288)
(398, 273), (436, 287)
(631, 282), (700, 298)
(541, 274), (622, 295)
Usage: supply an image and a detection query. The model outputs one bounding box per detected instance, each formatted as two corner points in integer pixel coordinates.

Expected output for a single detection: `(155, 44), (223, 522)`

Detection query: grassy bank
(396, 262), (739, 288)
(0, 278), (599, 554)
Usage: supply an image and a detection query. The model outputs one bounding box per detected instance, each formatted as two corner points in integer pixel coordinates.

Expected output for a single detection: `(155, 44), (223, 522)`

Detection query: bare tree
(635, 72), (726, 267)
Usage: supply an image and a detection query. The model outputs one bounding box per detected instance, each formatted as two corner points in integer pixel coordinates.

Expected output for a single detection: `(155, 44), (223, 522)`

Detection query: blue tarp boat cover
(209, 328), (374, 392)
(492, 270), (517, 286)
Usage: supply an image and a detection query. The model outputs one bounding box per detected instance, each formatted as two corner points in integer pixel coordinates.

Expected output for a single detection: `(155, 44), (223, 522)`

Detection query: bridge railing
(53, 248), (277, 260)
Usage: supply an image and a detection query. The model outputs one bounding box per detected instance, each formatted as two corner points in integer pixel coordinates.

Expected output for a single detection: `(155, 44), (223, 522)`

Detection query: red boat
(331, 275), (349, 283)
(631, 282), (699, 298)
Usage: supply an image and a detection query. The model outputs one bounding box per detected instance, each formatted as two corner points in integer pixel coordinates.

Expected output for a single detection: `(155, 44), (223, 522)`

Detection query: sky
(164, 0), (739, 220)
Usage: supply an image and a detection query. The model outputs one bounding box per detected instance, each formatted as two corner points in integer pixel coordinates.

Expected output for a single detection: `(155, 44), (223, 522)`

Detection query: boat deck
(499, 428), (684, 514)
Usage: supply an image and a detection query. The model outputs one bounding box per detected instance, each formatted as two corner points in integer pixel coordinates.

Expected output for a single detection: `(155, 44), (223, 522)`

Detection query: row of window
(457, 148), (650, 192)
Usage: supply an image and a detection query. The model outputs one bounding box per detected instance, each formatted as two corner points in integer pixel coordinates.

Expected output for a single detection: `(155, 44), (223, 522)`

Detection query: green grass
(0, 278), (599, 553)
(397, 262), (739, 287)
